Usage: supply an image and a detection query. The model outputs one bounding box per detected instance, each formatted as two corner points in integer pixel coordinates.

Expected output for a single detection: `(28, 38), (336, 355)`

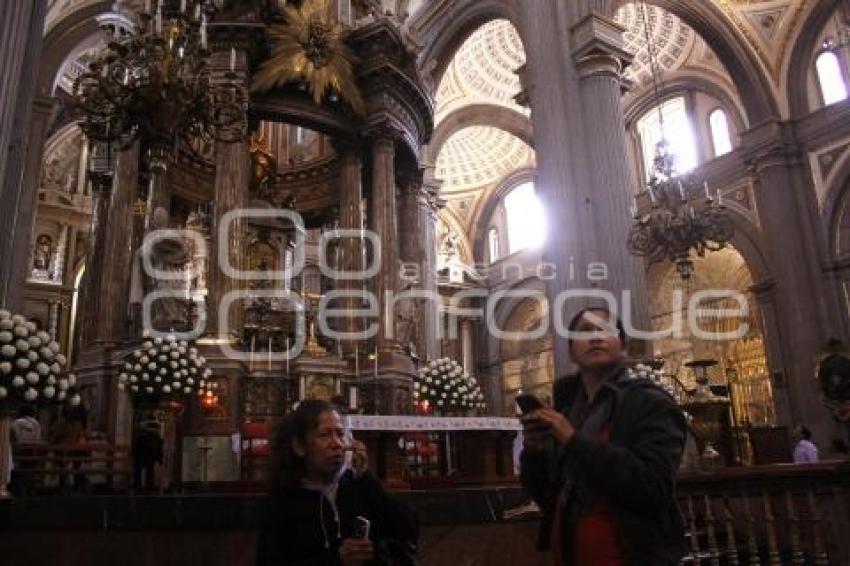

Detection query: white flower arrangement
(0, 309), (81, 408)
(118, 333), (215, 403)
(413, 357), (487, 413)
(627, 362), (677, 398)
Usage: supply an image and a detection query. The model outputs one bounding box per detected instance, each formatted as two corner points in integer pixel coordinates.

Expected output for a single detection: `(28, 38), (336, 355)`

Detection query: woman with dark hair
(256, 400), (418, 566)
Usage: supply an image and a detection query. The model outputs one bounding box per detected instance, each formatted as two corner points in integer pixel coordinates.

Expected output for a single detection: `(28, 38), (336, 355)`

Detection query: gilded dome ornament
(251, 0), (366, 116)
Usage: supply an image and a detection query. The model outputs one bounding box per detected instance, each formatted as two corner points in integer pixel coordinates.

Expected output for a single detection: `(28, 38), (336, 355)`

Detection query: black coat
(256, 471), (418, 566)
(521, 371), (687, 565)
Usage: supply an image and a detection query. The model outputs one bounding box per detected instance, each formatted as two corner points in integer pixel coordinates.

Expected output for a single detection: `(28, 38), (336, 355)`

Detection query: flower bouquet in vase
(0, 309), (81, 497)
(413, 358), (487, 417)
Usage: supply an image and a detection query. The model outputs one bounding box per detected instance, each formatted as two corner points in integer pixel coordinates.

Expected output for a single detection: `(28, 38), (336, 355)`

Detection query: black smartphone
(515, 393), (543, 415)
(352, 515), (371, 539)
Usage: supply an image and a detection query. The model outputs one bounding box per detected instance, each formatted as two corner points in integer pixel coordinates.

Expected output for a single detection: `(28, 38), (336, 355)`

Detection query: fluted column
(6, 95), (55, 310)
(370, 136), (399, 351)
(518, 2), (602, 376)
(746, 138), (838, 437)
(572, 15), (651, 354)
(0, 0), (47, 310)
(80, 173), (114, 346)
(207, 139), (249, 341)
(420, 176), (442, 360)
(398, 172), (442, 361)
(338, 150), (364, 345)
(101, 143), (141, 341)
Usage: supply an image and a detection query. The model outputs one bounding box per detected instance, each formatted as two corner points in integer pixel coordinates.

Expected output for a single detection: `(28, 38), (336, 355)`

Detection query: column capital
(740, 119), (804, 173)
(570, 12), (632, 68)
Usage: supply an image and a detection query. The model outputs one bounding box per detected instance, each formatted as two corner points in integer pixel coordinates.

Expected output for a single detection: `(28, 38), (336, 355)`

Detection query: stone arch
(822, 153), (850, 259)
(429, 104), (533, 164)
(37, 1), (113, 96)
(786, 0), (842, 118)
(413, 0), (522, 90)
(615, 0), (779, 124)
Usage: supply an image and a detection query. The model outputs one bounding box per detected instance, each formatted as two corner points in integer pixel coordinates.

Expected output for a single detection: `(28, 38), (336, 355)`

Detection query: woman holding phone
(256, 400), (418, 565)
(520, 308), (687, 566)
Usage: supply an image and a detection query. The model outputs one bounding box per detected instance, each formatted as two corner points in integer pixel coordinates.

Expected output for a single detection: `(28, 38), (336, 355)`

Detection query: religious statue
(249, 133), (277, 196)
(32, 234), (53, 271)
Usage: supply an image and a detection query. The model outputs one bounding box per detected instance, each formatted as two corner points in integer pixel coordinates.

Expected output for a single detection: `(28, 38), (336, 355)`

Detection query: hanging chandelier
(627, 144), (734, 280)
(72, 0), (248, 169)
(626, 0), (734, 281)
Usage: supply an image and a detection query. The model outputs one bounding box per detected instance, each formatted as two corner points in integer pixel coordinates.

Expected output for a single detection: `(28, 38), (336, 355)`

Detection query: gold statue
(249, 132), (277, 195)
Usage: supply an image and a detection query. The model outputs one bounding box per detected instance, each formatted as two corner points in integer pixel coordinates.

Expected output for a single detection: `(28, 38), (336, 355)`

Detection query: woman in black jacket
(256, 400), (418, 566)
(520, 308), (687, 565)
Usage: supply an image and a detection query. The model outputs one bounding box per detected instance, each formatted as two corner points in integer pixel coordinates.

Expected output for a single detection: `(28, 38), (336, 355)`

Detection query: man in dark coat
(521, 308), (687, 565)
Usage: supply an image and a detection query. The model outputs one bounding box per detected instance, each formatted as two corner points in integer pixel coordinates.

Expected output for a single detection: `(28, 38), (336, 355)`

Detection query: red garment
(552, 424), (625, 566)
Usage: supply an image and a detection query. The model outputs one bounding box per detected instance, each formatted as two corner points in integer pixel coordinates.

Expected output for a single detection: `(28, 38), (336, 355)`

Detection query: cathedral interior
(2, 0), (850, 564)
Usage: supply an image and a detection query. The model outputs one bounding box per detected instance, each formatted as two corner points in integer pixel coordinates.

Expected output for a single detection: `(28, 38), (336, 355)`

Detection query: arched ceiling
(615, 3), (697, 87)
(434, 19), (527, 125)
(435, 126), (533, 194)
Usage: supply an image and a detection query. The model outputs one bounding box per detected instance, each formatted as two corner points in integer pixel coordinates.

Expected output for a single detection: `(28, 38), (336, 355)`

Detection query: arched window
(709, 109), (733, 157)
(816, 51), (848, 106)
(636, 97), (698, 180)
(505, 182), (546, 254)
(488, 228), (500, 262)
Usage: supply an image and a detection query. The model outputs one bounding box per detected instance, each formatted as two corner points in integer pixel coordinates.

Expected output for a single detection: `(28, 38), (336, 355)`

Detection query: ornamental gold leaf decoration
(251, 0), (366, 116)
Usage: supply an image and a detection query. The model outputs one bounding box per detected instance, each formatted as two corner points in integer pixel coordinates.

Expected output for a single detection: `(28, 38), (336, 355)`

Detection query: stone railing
(678, 461), (850, 565)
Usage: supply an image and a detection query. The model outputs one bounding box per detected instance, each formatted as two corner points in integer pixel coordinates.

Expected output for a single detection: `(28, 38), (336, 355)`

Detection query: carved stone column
(205, 46), (249, 343)
(0, 0), (47, 310)
(370, 136), (399, 351)
(745, 133), (839, 437)
(207, 139), (249, 341)
(4, 95), (55, 310)
(338, 149), (364, 345)
(101, 143), (141, 341)
(398, 170), (442, 361)
(80, 172), (114, 346)
(572, 15), (651, 355)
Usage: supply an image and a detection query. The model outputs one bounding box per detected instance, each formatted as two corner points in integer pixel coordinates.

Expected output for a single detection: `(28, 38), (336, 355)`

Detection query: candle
(299, 376), (306, 400)
(180, 0), (186, 13)
(230, 48), (236, 72)
(123, 68), (129, 85)
(195, 3), (201, 20)
(200, 15), (207, 49)
(704, 180), (711, 200)
(268, 336), (272, 371)
(249, 335), (255, 371)
(716, 188), (723, 205)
